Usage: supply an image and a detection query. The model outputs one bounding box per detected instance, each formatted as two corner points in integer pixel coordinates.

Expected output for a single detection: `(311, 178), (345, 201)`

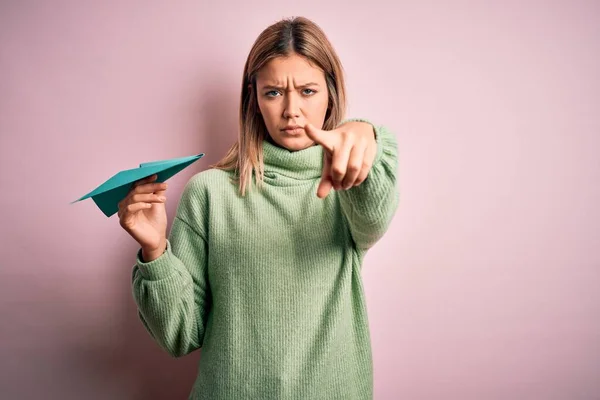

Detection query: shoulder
(178, 168), (235, 207)
(184, 168), (234, 192)
(174, 169), (233, 226)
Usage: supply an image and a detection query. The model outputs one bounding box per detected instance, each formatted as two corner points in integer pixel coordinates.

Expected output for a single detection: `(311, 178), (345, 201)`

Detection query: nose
(283, 93), (300, 119)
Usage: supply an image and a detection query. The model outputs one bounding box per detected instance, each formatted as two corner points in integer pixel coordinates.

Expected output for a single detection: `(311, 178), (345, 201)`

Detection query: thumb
(317, 152), (334, 199)
(305, 123), (334, 152)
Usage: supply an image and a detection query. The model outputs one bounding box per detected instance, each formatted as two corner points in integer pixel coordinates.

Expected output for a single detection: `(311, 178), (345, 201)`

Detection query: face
(254, 53), (329, 151)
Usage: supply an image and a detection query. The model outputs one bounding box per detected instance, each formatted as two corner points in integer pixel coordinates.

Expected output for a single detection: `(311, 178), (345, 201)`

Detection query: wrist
(142, 241), (167, 262)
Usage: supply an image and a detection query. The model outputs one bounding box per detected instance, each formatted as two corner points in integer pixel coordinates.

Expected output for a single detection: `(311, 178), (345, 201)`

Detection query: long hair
(211, 16), (347, 196)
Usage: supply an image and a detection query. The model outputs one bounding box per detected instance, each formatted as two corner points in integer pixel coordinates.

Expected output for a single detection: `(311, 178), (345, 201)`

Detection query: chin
(272, 135), (314, 152)
(283, 141), (313, 151)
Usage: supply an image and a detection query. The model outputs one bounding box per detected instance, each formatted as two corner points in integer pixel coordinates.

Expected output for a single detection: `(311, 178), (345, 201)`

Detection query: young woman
(118, 16), (399, 400)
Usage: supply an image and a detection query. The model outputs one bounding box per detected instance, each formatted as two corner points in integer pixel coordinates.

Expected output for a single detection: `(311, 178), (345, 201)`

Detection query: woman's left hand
(304, 121), (377, 199)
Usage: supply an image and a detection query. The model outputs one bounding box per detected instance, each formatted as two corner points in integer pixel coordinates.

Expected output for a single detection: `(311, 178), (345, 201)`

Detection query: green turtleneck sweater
(131, 118), (399, 400)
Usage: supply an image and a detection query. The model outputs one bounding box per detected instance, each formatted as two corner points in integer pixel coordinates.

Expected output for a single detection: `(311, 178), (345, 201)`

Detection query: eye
(302, 88), (316, 96)
(265, 90), (281, 97)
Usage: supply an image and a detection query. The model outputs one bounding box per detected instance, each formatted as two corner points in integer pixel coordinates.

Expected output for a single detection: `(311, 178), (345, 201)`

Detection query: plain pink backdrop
(1, 1), (599, 399)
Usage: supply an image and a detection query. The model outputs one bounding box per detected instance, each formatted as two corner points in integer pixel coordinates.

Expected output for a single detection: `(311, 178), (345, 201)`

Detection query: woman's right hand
(118, 174), (168, 261)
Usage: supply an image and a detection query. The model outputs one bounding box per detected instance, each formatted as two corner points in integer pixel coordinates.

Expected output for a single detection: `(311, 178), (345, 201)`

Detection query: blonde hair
(211, 16), (347, 196)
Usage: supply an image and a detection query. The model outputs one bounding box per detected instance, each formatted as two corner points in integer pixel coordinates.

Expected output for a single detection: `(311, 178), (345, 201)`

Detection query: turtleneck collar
(262, 138), (323, 181)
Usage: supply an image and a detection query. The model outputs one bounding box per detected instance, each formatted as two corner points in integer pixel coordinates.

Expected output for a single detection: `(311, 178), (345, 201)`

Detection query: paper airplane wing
(139, 159), (177, 168)
(72, 153), (204, 217)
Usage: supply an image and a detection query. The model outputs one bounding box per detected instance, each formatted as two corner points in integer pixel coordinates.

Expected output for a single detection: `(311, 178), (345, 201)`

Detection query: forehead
(256, 54), (325, 86)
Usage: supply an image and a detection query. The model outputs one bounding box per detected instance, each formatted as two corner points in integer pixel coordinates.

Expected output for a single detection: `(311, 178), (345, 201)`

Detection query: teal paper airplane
(72, 153), (205, 217)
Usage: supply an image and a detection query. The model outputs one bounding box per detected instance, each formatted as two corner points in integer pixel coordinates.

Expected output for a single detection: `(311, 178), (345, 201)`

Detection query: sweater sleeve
(131, 180), (211, 357)
(336, 118), (400, 251)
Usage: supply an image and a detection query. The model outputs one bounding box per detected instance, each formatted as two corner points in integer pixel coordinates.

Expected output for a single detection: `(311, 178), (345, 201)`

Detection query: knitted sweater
(131, 118), (399, 400)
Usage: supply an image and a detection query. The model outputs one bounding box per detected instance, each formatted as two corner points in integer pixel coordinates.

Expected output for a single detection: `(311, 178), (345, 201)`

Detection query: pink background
(1, 1), (599, 399)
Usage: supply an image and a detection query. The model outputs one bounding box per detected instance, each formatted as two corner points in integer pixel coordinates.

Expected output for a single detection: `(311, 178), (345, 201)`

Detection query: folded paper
(72, 153), (205, 217)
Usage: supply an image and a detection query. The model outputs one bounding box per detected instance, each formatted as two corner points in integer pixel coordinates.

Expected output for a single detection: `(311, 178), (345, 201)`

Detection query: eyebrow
(261, 82), (321, 90)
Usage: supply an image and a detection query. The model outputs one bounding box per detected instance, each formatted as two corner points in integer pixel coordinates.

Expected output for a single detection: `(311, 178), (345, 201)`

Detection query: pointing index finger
(305, 123), (335, 153)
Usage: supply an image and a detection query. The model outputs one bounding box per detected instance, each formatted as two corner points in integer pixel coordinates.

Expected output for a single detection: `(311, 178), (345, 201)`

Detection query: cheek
(257, 100), (277, 123)
(304, 94), (329, 116)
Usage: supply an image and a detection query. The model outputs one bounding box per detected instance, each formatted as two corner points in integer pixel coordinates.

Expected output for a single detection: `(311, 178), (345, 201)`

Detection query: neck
(262, 138), (323, 180)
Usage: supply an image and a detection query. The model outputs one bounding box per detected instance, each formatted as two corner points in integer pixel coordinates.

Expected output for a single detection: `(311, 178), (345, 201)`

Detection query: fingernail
(158, 196), (166, 201)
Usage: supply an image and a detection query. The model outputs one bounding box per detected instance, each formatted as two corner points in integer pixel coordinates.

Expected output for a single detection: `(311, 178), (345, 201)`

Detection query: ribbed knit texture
(131, 119), (399, 400)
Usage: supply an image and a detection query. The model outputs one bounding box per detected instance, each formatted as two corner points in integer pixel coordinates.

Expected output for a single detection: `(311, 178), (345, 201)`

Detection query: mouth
(281, 125), (303, 131)
(281, 125), (304, 135)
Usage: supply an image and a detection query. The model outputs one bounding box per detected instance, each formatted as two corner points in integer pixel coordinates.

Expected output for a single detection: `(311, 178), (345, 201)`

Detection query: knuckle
(347, 163), (360, 173)
(119, 197), (129, 209)
(332, 167), (344, 177)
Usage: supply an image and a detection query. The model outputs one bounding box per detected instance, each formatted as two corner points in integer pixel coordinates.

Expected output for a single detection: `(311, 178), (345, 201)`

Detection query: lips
(281, 126), (303, 131)
(281, 127), (304, 135)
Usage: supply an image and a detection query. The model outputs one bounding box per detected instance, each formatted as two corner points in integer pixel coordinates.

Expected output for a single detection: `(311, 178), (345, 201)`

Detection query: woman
(118, 16), (399, 400)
